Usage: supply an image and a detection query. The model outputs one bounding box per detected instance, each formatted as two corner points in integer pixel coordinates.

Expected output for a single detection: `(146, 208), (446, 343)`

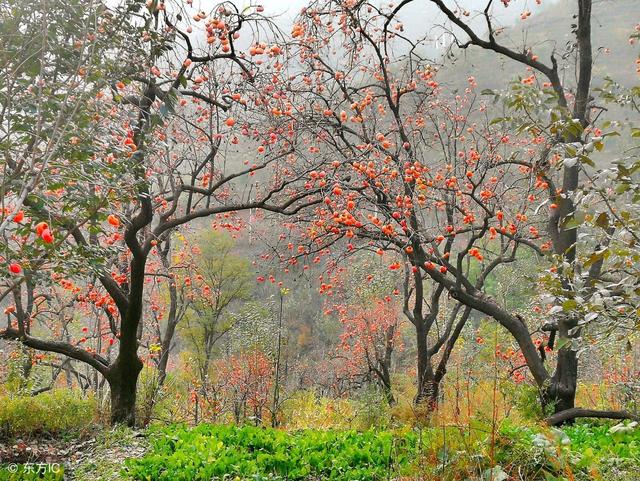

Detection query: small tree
(328, 259), (403, 403)
(180, 231), (252, 386)
(213, 347), (273, 424)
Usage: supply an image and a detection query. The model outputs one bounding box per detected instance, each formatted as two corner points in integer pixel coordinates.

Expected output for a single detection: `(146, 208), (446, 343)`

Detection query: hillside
(437, 0), (639, 91)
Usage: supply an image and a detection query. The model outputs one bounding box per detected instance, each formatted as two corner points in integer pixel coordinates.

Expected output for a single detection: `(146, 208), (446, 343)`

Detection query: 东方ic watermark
(3, 462), (62, 474)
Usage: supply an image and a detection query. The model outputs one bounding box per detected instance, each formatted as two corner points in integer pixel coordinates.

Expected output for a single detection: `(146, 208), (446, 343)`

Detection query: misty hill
(436, 0), (639, 91)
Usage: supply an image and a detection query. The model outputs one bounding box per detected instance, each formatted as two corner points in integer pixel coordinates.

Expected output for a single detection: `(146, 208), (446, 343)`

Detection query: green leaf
(594, 212), (610, 229)
(563, 211), (586, 230)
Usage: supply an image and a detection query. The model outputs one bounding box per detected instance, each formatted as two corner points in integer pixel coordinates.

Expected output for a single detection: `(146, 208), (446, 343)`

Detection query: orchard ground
(1, 375), (639, 481)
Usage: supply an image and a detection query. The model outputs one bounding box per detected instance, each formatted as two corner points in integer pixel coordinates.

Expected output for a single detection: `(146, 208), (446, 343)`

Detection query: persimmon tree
(279, 1), (541, 412)
(335, 299), (401, 403)
(1, 0), (142, 411)
(213, 347), (273, 424)
(0, 0), (123, 302)
(395, 0), (640, 423)
(1, 0), (323, 425)
(328, 260), (403, 404)
(289, 0), (640, 423)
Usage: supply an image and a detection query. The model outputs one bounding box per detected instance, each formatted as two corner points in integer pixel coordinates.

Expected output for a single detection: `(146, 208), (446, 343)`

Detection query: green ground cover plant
(122, 421), (640, 481)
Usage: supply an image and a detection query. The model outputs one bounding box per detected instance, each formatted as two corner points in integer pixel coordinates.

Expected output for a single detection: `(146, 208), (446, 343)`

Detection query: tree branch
(546, 408), (638, 426)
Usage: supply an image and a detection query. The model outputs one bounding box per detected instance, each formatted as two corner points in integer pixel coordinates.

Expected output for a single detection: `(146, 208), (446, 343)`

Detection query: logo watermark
(4, 462), (62, 474)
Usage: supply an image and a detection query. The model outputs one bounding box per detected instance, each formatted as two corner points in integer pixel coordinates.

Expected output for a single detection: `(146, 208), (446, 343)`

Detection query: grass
(0, 389), (96, 439)
(0, 381), (638, 480)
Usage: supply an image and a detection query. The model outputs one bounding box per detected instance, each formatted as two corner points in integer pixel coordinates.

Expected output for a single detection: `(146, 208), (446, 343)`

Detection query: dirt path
(0, 428), (149, 480)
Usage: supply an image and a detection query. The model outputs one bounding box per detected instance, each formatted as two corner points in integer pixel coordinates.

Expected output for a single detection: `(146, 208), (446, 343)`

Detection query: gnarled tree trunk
(108, 356), (143, 426)
(414, 322), (437, 408)
(544, 318), (580, 415)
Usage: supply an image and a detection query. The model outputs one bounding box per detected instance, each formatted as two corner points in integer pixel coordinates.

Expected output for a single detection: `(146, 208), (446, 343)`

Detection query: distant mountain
(436, 0), (639, 91)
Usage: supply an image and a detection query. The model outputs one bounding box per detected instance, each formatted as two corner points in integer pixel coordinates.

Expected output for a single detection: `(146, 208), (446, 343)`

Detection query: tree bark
(374, 322), (396, 405)
(546, 408), (638, 426)
(373, 356), (395, 405)
(107, 247), (150, 425)
(415, 376), (439, 410)
(107, 355), (143, 426)
(545, 319), (579, 415)
(380, 372), (395, 405)
(414, 322), (437, 408)
(156, 280), (179, 387)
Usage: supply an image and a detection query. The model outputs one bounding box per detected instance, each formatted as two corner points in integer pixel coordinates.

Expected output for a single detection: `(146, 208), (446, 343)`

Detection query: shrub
(0, 389), (96, 438)
(503, 383), (547, 421)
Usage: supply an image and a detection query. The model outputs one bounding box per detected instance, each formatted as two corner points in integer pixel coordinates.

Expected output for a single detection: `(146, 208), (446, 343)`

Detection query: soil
(0, 429), (149, 480)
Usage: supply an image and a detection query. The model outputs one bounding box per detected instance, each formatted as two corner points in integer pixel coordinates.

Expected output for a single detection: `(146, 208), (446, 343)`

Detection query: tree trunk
(157, 316), (178, 387)
(375, 323), (396, 405)
(107, 247), (149, 426)
(542, 0), (591, 422)
(545, 318), (579, 416)
(376, 361), (395, 405)
(382, 380), (395, 405)
(546, 408), (639, 426)
(108, 355), (143, 426)
(415, 358), (440, 412)
(157, 237), (180, 388)
(20, 346), (33, 389)
(415, 372), (439, 409)
(425, 381), (439, 410)
(414, 323), (437, 409)
(547, 369), (577, 414)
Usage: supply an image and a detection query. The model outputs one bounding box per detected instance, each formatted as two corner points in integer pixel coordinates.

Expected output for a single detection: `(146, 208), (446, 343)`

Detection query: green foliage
(503, 383), (547, 421)
(494, 421), (640, 481)
(0, 0), (142, 284)
(136, 366), (166, 426)
(180, 230), (253, 377)
(124, 424), (419, 481)
(123, 422), (640, 481)
(0, 389), (95, 438)
(564, 422), (640, 474)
